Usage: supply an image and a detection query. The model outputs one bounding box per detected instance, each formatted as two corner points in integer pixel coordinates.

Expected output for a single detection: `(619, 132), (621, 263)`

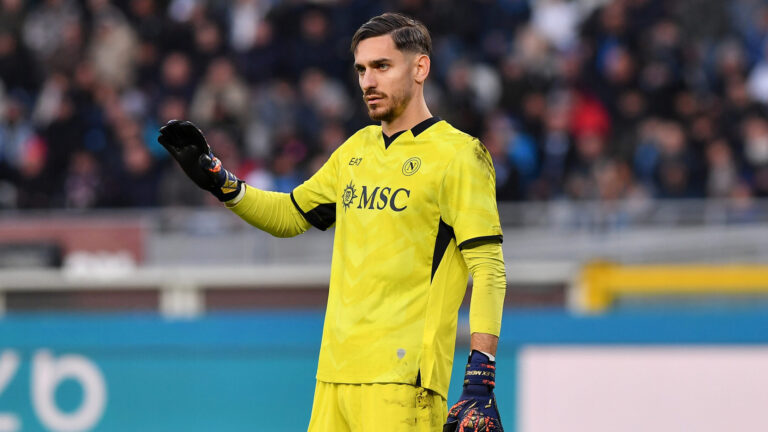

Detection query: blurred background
(3, 0), (768, 431)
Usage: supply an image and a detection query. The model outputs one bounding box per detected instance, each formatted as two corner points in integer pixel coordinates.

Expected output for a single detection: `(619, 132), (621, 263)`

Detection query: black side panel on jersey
(290, 193), (336, 231)
(458, 235), (503, 250)
(431, 218), (455, 283)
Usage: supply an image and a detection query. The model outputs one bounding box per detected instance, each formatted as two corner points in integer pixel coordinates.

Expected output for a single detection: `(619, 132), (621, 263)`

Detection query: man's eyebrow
(354, 58), (392, 68)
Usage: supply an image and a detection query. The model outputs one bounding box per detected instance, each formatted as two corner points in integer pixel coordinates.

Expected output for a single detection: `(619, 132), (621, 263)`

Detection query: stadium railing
(1, 198), (768, 316)
(0, 262), (576, 317)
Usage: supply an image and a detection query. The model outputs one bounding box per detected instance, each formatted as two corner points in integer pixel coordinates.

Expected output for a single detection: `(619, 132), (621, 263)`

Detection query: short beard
(367, 86), (412, 123)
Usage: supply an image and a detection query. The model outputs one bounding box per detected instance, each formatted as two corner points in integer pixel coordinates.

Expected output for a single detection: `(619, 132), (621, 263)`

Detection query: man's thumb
(199, 153), (220, 174)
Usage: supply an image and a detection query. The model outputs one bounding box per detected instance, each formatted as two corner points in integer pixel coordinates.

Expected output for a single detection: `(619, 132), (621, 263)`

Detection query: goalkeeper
(159, 13), (506, 432)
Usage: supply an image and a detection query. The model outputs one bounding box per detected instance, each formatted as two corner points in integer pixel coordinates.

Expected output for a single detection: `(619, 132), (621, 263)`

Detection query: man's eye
(378, 64), (389, 70)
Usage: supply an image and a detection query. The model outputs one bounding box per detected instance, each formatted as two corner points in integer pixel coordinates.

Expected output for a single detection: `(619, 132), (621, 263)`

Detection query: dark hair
(350, 13), (431, 56)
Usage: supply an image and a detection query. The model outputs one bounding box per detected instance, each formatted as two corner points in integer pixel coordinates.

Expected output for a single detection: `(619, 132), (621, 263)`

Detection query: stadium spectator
(190, 56), (250, 133)
(1, 0), (768, 209)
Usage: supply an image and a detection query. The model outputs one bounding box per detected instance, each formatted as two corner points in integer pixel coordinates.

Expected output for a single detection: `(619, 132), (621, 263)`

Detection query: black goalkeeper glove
(158, 120), (242, 202)
(444, 350), (504, 432)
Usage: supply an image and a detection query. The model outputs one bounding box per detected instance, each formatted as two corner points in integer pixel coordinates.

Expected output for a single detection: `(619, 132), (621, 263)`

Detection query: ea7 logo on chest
(341, 181), (411, 212)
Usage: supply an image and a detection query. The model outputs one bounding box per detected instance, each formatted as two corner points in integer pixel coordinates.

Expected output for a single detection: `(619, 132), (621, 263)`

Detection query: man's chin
(367, 107), (394, 122)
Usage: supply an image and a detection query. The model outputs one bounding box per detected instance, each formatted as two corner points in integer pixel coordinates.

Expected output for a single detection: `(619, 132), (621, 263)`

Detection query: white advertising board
(519, 346), (768, 432)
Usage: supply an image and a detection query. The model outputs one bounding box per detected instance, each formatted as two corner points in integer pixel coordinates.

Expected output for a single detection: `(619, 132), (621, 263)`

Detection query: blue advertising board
(2, 309), (768, 431)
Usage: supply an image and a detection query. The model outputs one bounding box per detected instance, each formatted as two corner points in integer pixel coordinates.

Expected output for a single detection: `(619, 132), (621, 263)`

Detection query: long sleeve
(463, 240), (506, 336)
(226, 184), (311, 238)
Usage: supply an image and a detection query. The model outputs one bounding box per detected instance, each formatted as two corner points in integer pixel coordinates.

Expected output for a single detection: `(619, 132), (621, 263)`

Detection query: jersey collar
(382, 116), (441, 149)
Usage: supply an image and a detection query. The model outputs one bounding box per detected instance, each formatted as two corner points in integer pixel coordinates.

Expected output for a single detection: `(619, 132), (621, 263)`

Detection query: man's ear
(414, 54), (430, 84)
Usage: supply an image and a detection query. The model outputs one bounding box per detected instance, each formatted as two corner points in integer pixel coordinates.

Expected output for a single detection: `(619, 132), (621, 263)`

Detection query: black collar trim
(411, 116), (441, 137)
(382, 130), (406, 148)
(382, 116), (441, 149)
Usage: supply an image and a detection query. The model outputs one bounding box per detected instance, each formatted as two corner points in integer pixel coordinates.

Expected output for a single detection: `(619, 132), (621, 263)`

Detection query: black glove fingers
(175, 121), (209, 153)
(175, 121), (195, 142)
(157, 119), (241, 200)
(160, 120), (209, 155)
(159, 120), (181, 137)
(159, 120), (185, 152)
(157, 133), (178, 155)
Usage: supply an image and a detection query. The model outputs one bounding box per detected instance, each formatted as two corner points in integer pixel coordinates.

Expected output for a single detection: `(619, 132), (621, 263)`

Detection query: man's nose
(361, 70), (376, 91)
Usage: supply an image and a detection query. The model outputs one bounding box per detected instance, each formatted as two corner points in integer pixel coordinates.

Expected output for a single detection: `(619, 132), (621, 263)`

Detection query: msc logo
(342, 181), (358, 212)
(340, 182), (411, 212)
(402, 157), (421, 176)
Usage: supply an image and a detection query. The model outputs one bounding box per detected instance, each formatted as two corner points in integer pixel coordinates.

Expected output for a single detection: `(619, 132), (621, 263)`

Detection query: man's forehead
(354, 35), (405, 63)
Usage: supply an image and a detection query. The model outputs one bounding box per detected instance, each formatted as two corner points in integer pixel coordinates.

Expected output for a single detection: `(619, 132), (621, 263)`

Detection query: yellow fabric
(291, 119), (503, 398)
(463, 241), (507, 336)
(307, 381), (446, 432)
(227, 185), (310, 238)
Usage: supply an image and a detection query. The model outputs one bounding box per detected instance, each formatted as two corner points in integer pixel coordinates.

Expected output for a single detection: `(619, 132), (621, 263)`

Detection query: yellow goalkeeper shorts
(307, 380), (447, 432)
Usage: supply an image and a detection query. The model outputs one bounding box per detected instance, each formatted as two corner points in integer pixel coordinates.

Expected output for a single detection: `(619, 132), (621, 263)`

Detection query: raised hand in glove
(444, 350), (503, 432)
(158, 120), (242, 202)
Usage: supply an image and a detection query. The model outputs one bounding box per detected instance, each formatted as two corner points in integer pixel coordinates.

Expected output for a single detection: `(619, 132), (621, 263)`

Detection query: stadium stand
(1, 0), (768, 209)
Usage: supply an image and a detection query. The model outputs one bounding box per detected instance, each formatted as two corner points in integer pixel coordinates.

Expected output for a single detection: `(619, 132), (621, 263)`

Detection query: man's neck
(381, 98), (432, 136)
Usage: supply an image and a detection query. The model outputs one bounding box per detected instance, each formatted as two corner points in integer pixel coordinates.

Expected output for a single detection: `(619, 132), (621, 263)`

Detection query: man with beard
(158, 13), (506, 432)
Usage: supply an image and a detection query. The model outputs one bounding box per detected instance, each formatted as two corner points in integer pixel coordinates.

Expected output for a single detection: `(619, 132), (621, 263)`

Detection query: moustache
(364, 91), (386, 98)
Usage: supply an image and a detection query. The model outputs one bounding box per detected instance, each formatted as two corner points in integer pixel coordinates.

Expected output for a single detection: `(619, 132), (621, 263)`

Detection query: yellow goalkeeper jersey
(291, 117), (503, 398)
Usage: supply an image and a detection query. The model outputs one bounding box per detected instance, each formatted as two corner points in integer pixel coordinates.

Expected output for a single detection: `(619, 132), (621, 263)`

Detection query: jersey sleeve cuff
(458, 235), (503, 250)
(290, 192), (336, 231)
(469, 319), (502, 337)
(224, 186), (247, 208)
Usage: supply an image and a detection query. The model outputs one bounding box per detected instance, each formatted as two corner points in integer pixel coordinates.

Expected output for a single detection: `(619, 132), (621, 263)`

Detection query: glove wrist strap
(464, 350), (496, 389)
(225, 185), (246, 207)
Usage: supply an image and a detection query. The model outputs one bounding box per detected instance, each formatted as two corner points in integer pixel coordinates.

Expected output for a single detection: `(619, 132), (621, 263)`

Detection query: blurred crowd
(1, 0), (768, 209)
